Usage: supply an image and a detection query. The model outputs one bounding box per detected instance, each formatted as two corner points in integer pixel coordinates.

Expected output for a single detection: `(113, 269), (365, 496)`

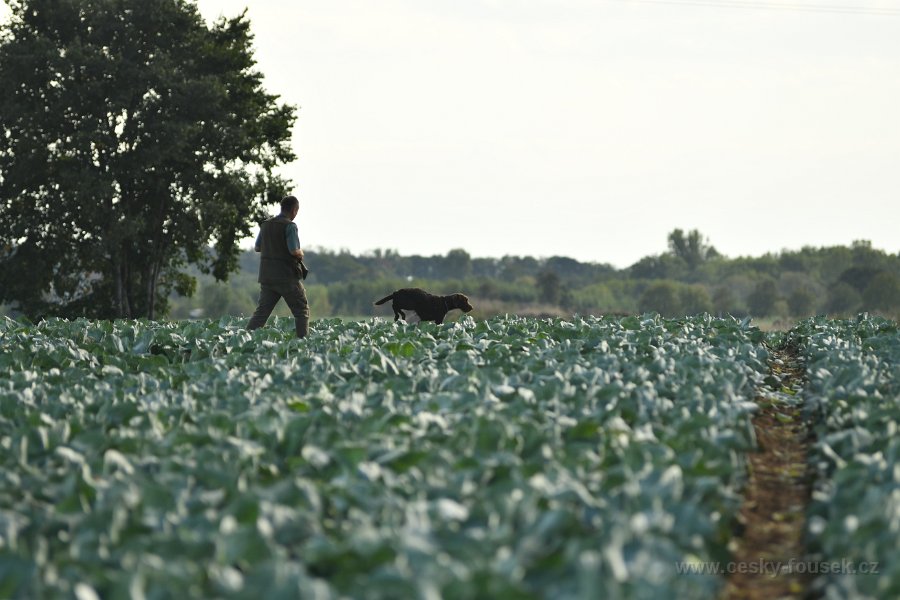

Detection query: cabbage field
(789, 316), (900, 599)
(0, 313), (897, 598)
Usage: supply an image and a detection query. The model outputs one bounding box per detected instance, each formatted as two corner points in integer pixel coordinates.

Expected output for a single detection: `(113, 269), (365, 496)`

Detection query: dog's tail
(374, 293), (394, 306)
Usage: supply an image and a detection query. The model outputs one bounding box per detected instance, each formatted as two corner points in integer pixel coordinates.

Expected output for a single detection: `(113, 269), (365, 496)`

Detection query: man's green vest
(258, 217), (298, 283)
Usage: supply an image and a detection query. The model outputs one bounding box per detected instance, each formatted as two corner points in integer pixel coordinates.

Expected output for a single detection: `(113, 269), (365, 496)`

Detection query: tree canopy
(667, 228), (719, 270)
(0, 0), (295, 319)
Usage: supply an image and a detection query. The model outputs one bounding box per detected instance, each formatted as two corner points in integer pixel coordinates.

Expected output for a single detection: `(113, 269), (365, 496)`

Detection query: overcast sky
(6, 1), (900, 267)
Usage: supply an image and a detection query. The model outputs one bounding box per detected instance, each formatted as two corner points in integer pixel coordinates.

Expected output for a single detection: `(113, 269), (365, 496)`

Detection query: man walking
(247, 195), (310, 338)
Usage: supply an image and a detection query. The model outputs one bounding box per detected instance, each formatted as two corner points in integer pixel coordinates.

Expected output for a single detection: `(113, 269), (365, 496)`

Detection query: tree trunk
(114, 256), (126, 318)
(122, 248), (134, 319)
(145, 191), (169, 321)
(146, 268), (155, 320)
(146, 259), (161, 320)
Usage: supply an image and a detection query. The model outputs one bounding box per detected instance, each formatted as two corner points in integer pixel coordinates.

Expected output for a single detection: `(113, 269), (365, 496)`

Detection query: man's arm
(254, 230), (261, 253)
(286, 223), (303, 259)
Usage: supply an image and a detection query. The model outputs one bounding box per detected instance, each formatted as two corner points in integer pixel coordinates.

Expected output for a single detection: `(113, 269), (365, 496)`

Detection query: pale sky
(5, 1), (900, 267)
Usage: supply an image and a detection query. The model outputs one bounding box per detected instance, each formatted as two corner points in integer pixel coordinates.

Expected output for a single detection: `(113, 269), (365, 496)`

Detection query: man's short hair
(280, 195), (299, 212)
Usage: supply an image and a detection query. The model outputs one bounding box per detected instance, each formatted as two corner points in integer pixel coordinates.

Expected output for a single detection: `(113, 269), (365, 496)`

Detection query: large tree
(0, 0), (295, 319)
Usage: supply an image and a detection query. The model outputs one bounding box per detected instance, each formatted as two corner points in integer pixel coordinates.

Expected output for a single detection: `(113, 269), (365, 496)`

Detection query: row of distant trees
(157, 234), (900, 322)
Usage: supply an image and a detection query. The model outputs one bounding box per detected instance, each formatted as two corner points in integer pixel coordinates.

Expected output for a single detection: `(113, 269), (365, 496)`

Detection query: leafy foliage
(861, 272), (900, 313)
(638, 281), (712, 317)
(0, 0), (295, 320)
(667, 229), (719, 270)
(790, 315), (900, 597)
(0, 314), (770, 598)
(746, 279), (780, 317)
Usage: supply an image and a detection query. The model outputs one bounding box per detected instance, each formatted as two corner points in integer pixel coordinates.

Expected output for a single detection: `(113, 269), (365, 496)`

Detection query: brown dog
(374, 288), (473, 324)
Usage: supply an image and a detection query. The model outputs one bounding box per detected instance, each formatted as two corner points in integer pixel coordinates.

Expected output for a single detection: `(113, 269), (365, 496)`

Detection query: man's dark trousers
(247, 281), (310, 338)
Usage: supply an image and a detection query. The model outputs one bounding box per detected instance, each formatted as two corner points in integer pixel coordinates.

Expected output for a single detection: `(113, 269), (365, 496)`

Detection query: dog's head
(450, 293), (474, 313)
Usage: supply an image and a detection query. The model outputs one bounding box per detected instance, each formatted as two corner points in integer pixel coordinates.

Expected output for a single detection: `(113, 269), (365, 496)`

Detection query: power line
(606, 0), (900, 16)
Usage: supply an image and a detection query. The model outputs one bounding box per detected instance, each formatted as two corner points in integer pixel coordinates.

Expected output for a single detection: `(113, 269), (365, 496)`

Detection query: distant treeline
(164, 231), (900, 322)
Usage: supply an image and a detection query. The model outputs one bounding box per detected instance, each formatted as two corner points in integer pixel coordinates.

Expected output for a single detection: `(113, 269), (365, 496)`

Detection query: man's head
(280, 195), (300, 220)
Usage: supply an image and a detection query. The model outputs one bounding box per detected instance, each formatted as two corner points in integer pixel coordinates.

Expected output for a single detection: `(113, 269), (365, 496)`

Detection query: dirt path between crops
(721, 342), (812, 600)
